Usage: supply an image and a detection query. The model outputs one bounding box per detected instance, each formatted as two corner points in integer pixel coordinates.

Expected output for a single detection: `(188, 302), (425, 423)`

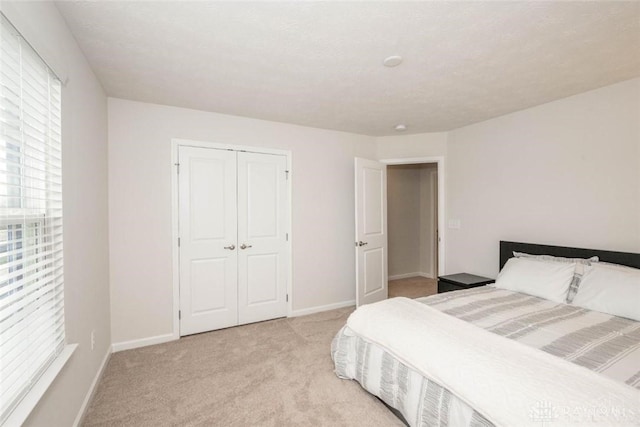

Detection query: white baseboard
(389, 272), (421, 280)
(389, 272), (435, 281)
(290, 299), (355, 317)
(111, 333), (177, 353)
(73, 347), (111, 427)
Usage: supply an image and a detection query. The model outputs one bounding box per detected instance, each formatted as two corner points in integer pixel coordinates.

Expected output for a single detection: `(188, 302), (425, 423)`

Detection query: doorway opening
(386, 162), (439, 299)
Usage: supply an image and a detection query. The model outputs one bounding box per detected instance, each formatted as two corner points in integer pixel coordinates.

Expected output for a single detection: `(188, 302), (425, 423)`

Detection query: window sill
(3, 344), (77, 426)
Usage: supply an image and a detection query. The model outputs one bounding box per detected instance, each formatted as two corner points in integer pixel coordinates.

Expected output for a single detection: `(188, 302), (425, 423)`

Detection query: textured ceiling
(55, 1), (640, 136)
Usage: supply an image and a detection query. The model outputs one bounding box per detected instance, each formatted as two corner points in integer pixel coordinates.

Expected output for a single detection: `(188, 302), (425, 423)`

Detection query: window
(0, 14), (65, 423)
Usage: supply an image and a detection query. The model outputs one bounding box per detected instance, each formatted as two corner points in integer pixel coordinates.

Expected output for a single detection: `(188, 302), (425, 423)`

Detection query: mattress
(331, 286), (640, 426)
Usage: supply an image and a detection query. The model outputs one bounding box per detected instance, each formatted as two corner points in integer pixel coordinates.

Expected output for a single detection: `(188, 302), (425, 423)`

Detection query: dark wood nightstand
(437, 273), (494, 293)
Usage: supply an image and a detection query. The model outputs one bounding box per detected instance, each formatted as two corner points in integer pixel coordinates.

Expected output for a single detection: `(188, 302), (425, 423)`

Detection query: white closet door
(355, 157), (388, 307)
(179, 146), (238, 336)
(237, 152), (288, 324)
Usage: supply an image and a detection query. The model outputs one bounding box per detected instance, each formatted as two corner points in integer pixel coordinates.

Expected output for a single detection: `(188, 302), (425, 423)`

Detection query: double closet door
(178, 146), (289, 336)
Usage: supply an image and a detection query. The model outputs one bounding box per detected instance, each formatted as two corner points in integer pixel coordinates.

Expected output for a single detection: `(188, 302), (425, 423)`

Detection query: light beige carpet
(388, 276), (437, 299)
(83, 307), (404, 426)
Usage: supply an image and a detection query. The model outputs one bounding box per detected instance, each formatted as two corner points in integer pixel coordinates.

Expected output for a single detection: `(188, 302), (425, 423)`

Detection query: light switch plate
(448, 219), (461, 229)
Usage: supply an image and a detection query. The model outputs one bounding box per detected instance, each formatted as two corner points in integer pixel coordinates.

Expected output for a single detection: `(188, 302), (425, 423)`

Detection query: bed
(332, 241), (640, 426)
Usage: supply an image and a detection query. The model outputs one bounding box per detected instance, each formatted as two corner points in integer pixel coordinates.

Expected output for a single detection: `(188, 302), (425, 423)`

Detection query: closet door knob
(358, 241), (368, 247)
(224, 244), (236, 250)
(240, 243), (252, 250)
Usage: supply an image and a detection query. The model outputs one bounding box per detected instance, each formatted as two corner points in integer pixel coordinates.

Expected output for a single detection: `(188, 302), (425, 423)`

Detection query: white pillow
(495, 257), (575, 303)
(512, 252), (598, 303)
(593, 261), (638, 272)
(572, 264), (640, 321)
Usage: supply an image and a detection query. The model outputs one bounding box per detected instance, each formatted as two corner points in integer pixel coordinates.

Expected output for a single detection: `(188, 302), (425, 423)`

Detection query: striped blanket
(332, 286), (640, 426)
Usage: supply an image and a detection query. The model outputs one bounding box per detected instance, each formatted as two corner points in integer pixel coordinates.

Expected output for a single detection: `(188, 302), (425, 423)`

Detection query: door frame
(171, 139), (293, 340)
(430, 168), (439, 277)
(379, 156), (445, 276)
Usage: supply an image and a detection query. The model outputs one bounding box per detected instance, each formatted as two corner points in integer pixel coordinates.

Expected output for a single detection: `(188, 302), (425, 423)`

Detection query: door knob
(358, 241), (368, 247)
(224, 244), (236, 250)
(240, 243), (252, 250)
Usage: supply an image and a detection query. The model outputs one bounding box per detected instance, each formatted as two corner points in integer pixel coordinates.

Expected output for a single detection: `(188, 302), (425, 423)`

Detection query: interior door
(179, 146), (238, 336)
(355, 158), (388, 307)
(237, 152), (288, 324)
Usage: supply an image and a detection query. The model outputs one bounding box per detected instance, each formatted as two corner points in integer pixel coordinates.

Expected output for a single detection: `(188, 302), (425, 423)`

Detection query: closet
(177, 145), (289, 336)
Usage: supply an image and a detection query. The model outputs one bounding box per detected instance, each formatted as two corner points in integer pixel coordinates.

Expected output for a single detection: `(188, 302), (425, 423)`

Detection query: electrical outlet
(91, 330), (95, 351)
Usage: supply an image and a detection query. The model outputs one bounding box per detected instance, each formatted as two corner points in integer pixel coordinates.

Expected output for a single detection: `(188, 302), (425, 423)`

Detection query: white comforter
(346, 297), (640, 426)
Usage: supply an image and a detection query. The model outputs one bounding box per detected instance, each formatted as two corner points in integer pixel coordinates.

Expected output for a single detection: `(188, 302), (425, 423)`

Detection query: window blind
(0, 14), (64, 424)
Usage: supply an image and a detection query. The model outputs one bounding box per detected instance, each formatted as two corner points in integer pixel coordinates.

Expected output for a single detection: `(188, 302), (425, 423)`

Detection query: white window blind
(0, 14), (64, 424)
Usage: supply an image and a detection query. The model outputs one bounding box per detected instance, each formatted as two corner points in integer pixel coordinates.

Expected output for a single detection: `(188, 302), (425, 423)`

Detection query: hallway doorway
(386, 162), (439, 299)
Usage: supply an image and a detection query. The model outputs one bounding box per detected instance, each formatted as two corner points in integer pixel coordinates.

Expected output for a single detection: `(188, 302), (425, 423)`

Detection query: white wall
(378, 78), (640, 279)
(108, 98), (376, 345)
(377, 132), (448, 159)
(446, 78), (640, 278)
(1, 2), (111, 426)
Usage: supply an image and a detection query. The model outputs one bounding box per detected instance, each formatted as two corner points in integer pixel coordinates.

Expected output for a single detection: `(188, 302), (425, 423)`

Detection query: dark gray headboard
(499, 241), (640, 271)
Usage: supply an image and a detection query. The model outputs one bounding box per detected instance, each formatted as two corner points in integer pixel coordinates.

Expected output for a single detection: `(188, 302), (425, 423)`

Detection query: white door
(355, 158), (388, 306)
(237, 152), (288, 324)
(179, 146), (238, 335)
